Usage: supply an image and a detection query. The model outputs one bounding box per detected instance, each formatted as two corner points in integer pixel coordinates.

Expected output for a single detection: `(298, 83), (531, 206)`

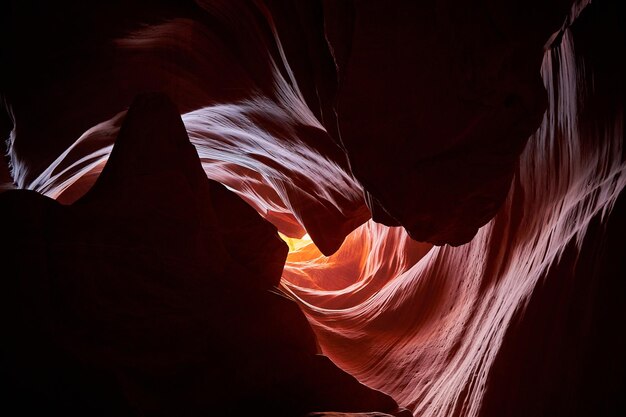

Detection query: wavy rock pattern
(1, 0), (624, 416)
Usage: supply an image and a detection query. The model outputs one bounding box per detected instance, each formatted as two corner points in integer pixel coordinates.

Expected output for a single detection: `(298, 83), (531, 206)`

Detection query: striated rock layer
(1, 0), (624, 416)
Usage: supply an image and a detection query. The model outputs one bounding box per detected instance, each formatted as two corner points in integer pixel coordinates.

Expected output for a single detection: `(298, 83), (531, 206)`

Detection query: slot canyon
(1, 1), (624, 416)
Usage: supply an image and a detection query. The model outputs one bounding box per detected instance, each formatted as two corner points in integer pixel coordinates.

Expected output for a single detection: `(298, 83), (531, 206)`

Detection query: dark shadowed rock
(0, 93), (400, 416)
(323, 0), (574, 245)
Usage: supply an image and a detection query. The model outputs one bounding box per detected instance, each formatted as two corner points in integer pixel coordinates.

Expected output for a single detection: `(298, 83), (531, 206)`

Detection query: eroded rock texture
(1, 0), (624, 416)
